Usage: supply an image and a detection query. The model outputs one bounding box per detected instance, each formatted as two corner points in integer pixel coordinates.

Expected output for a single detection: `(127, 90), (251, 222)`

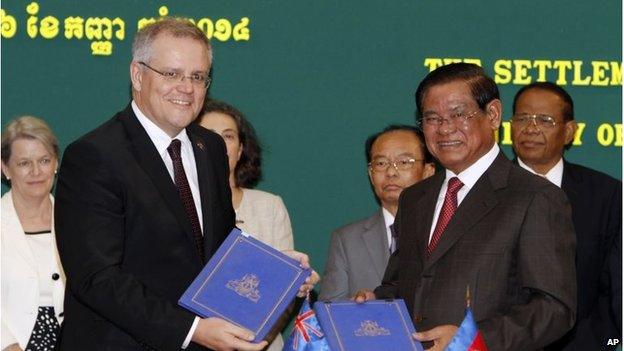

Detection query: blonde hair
(1, 116), (59, 165)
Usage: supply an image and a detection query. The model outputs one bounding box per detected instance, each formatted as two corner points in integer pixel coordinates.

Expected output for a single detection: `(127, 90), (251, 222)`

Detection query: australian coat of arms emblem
(354, 320), (391, 337)
(226, 273), (261, 302)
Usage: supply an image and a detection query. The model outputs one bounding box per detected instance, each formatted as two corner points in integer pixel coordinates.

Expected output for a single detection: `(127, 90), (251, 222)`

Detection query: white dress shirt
(381, 207), (396, 249)
(428, 144), (500, 243)
(131, 101), (202, 348)
(131, 101), (203, 230)
(517, 157), (564, 188)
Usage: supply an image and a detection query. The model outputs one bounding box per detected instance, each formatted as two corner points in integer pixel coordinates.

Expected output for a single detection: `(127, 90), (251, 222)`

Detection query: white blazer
(1, 191), (65, 349)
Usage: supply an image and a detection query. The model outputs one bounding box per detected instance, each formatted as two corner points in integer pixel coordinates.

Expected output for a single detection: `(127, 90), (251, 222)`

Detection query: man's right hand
(191, 317), (268, 351)
(352, 289), (376, 303)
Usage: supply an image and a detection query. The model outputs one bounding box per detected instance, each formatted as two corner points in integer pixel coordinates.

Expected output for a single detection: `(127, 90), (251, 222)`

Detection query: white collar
(445, 143), (500, 190)
(517, 157), (564, 187)
(381, 207), (395, 229)
(131, 101), (192, 157)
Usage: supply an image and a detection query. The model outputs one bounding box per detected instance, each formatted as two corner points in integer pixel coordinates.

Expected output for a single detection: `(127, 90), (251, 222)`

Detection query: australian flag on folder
(284, 297), (331, 351)
(444, 308), (488, 351)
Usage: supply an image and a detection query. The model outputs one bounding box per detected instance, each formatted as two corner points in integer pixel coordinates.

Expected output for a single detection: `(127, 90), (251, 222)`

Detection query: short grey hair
(1, 116), (60, 165)
(132, 17), (213, 65)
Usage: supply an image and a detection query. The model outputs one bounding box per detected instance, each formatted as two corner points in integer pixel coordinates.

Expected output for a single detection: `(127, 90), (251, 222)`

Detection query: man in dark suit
(357, 63), (577, 350)
(510, 82), (622, 350)
(55, 19), (316, 351)
(319, 125), (434, 300)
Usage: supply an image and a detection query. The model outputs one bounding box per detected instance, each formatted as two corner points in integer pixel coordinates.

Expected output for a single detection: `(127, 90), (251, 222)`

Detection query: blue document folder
(179, 228), (311, 342)
(313, 300), (424, 351)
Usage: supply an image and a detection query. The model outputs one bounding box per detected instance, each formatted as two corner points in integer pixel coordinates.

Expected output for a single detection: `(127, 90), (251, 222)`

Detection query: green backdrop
(2, 0), (622, 291)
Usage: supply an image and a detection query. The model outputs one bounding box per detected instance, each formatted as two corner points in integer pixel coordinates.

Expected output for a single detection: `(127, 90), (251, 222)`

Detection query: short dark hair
(512, 81), (574, 121)
(199, 100), (262, 188)
(365, 125), (432, 163)
(415, 63), (499, 122)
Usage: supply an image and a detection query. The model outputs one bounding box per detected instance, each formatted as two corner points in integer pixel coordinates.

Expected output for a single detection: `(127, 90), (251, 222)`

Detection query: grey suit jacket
(375, 152), (577, 350)
(319, 210), (389, 300)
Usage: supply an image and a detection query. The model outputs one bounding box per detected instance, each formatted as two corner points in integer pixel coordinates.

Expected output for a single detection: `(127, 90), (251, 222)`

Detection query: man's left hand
(413, 324), (458, 351)
(282, 250), (320, 297)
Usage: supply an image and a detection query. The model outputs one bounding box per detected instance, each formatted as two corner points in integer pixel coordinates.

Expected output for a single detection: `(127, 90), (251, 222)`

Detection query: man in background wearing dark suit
(55, 18), (316, 351)
(357, 63), (577, 350)
(319, 125), (434, 300)
(510, 82), (622, 350)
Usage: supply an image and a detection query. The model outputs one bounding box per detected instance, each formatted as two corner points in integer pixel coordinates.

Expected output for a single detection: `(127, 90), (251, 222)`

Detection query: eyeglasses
(139, 61), (211, 88)
(510, 114), (557, 129)
(421, 110), (480, 128)
(368, 157), (423, 172)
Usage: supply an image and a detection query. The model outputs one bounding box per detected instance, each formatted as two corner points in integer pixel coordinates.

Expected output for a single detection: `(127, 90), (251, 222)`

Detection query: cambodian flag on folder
(444, 308), (488, 351)
(284, 297), (331, 351)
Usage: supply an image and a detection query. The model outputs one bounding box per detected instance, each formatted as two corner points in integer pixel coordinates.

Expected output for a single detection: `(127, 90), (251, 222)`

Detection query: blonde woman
(1, 116), (64, 351)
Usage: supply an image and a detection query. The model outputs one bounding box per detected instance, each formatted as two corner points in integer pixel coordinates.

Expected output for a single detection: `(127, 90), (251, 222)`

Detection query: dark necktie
(389, 223), (398, 254)
(427, 177), (464, 257)
(167, 139), (205, 264)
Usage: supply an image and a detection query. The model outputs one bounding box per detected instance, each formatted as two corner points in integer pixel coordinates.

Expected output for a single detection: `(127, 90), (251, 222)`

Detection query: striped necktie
(427, 177), (464, 257)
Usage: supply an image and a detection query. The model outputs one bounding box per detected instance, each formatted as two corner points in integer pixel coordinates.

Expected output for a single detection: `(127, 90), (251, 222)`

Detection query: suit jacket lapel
(119, 106), (198, 253)
(361, 210), (389, 279)
(188, 131), (217, 256)
(2, 191), (37, 270)
(404, 173), (443, 267)
(425, 152), (507, 267)
(561, 160), (580, 203)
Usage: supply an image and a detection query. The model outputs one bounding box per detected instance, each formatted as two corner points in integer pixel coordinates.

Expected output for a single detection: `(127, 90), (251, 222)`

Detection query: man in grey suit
(319, 125), (434, 300)
(357, 63), (577, 350)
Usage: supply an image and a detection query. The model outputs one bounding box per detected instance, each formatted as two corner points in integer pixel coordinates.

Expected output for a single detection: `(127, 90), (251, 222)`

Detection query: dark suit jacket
(545, 161), (622, 350)
(319, 210), (389, 300)
(375, 152), (577, 350)
(55, 105), (235, 350)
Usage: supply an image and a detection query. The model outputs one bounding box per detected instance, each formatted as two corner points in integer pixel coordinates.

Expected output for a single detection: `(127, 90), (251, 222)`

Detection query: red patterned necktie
(167, 139), (205, 264)
(427, 177), (464, 257)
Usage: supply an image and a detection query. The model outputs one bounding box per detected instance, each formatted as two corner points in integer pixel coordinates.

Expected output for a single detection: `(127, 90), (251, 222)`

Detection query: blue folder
(179, 228), (311, 342)
(313, 300), (424, 351)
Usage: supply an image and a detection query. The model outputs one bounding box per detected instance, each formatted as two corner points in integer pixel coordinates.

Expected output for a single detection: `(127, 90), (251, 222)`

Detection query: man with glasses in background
(55, 18), (317, 351)
(319, 125), (434, 301)
(511, 82), (622, 350)
(356, 63), (577, 350)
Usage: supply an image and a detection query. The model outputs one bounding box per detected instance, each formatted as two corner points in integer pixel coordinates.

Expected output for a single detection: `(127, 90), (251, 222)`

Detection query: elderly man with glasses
(319, 125), (434, 301)
(356, 63), (577, 350)
(511, 81), (622, 351)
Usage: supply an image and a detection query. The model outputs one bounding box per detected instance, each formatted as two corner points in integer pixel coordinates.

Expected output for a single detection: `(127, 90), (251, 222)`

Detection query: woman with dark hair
(1, 116), (64, 351)
(198, 100), (294, 350)
(198, 100), (293, 251)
